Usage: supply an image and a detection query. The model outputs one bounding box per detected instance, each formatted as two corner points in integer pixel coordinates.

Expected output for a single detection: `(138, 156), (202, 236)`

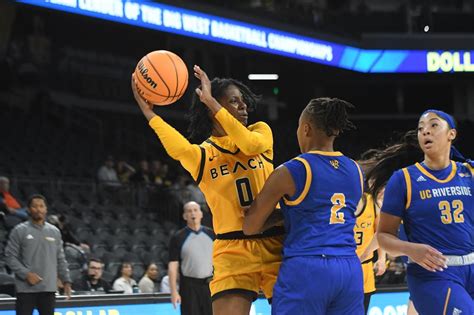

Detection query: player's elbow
(376, 232), (391, 250)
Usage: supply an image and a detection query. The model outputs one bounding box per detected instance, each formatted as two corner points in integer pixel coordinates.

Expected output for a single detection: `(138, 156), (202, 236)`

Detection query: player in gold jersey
(131, 65), (283, 315)
(355, 192), (387, 314)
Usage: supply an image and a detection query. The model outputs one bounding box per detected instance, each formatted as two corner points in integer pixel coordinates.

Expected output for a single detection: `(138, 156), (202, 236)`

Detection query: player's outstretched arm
(194, 65), (272, 155)
(243, 166), (294, 235)
(131, 74), (202, 179)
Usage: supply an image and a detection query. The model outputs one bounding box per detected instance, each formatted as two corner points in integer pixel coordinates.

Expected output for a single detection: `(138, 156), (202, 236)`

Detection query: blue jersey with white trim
(279, 151), (364, 258)
(382, 161), (473, 255)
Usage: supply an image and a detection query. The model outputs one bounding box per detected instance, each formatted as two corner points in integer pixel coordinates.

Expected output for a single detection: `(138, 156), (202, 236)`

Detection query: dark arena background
(0, 0), (473, 314)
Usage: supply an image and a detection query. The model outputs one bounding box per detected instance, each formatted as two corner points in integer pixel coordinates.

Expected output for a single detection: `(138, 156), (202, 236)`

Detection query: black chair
(69, 269), (84, 283)
(160, 251), (169, 265)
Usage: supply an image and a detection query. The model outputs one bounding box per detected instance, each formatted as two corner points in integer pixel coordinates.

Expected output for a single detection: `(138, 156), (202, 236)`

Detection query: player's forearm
(360, 234), (379, 259)
(377, 232), (411, 257)
(149, 116), (201, 177)
(244, 194), (281, 235)
(377, 247), (387, 262)
(214, 109), (272, 155)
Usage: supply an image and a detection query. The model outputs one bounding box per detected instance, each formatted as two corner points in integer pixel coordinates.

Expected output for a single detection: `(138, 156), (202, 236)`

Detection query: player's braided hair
(365, 130), (423, 204)
(304, 97), (356, 137)
(187, 78), (259, 142)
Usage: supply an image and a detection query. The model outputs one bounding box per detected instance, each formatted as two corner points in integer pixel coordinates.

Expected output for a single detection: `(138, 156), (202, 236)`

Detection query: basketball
(133, 50), (188, 106)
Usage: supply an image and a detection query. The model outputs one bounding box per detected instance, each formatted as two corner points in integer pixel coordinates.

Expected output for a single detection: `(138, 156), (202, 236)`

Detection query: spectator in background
(160, 274), (171, 293)
(97, 156), (121, 205)
(168, 201), (214, 315)
(116, 158), (136, 184)
(150, 160), (172, 187)
(170, 175), (191, 205)
(186, 179), (206, 207)
(130, 160), (152, 184)
(184, 177), (211, 227)
(97, 156), (121, 187)
(138, 263), (160, 293)
(47, 215), (89, 252)
(73, 258), (111, 293)
(158, 163), (172, 186)
(150, 159), (164, 185)
(5, 194), (71, 315)
(0, 176), (28, 220)
(112, 262), (138, 294)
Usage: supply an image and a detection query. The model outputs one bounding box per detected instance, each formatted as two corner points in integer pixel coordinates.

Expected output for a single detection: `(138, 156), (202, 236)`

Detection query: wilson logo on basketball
(138, 61), (157, 89)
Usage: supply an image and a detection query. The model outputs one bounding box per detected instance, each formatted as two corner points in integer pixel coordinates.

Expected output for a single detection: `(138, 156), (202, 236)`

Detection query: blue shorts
(407, 263), (474, 315)
(272, 255), (364, 315)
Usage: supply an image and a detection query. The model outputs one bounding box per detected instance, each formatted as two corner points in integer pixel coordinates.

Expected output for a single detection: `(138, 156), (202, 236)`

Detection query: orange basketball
(134, 50), (188, 106)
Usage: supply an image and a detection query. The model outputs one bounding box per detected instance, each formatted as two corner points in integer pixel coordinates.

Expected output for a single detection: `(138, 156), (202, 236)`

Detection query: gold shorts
(210, 235), (283, 300)
(362, 261), (376, 293)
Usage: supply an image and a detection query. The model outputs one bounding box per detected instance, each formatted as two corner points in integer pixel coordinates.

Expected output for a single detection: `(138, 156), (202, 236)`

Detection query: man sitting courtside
(73, 258), (111, 293)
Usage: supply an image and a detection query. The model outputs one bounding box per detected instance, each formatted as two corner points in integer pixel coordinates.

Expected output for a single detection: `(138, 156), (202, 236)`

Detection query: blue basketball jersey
(279, 151), (364, 258)
(382, 161), (473, 256)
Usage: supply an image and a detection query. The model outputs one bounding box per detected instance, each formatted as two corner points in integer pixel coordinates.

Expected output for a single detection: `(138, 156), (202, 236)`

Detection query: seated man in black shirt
(73, 258), (111, 293)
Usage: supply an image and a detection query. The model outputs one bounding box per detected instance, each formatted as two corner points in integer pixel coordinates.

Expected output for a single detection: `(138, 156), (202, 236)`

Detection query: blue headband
(421, 109), (456, 129)
(420, 109), (473, 165)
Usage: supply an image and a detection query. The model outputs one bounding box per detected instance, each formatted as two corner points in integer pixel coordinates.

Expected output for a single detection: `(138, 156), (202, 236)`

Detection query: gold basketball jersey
(354, 193), (377, 260)
(197, 136), (274, 234)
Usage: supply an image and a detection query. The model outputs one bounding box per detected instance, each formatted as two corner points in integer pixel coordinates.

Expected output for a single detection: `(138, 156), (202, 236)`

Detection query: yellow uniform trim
(414, 161), (457, 183)
(463, 162), (474, 176)
(284, 157), (312, 206)
(402, 168), (412, 209)
(308, 150), (343, 156)
(442, 287), (452, 315)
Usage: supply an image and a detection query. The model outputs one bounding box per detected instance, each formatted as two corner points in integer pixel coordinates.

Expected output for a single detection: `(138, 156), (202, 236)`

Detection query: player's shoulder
(398, 163), (418, 174)
(457, 160), (473, 176)
(284, 153), (307, 167)
(456, 160), (472, 169)
(199, 140), (212, 149)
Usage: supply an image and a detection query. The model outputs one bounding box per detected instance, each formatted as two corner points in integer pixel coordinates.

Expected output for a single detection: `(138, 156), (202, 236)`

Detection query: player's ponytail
(365, 130), (423, 203)
(305, 97), (356, 137)
(188, 78), (259, 142)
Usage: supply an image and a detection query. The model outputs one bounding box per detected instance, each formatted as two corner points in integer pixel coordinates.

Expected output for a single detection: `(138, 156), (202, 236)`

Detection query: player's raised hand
(194, 65), (213, 104)
(131, 74), (156, 121)
(131, 74), (153, 109)
(407, 243), (447, 272)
